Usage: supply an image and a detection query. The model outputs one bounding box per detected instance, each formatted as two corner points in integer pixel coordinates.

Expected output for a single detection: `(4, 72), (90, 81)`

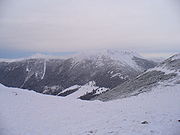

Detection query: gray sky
(0, 0), (180, 58)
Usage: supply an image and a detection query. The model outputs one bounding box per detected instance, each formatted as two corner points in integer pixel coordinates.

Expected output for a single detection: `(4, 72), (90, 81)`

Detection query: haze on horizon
(0, 0), (180, 58)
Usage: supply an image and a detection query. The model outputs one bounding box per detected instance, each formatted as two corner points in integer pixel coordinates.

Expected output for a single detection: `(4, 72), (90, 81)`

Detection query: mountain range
(1, 50), (178, 101)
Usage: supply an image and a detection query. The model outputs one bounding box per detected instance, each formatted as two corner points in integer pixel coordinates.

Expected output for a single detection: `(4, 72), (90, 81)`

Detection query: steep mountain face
(0, 50), (157, 97)
(95, 53), (180, 101)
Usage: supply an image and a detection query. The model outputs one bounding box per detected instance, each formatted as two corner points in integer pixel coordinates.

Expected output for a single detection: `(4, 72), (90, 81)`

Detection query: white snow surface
(110, 73), (127, 79)
(58, 81), (109, 98)
(57, 85), (81, 96)
(41, 60), (46, 79)
(0, 84), (180, 135)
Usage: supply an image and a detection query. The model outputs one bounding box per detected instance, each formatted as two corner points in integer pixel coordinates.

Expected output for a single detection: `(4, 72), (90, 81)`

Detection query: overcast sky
(0, 0), (180, 58)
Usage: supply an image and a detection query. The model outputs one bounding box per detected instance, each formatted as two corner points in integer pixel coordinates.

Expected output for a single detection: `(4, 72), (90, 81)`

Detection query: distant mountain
(0, 50), (157, 98)
(95, 53), (180, 101)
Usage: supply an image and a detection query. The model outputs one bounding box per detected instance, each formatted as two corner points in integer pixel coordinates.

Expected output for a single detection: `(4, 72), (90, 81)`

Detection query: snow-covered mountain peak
(28, 53), (67, 60)
(0, 54), (64, 63)
(0, 57), (26, 63)
(171, 53), (180, 61)
(29, 53), (53, 59)
(71, 49), (144, 70)
(74, 49), (141, 59)
(0, 49), (144, 63)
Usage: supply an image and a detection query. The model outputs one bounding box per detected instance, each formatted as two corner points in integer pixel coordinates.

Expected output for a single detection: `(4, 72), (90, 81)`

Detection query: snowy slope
(57, 81), (109, 99)
(0, 84), (180, 135)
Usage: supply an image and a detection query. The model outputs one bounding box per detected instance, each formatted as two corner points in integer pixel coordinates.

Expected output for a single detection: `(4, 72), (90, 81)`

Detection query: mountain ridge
(0, 50), (157, 98)
(94, 53), (180, 101)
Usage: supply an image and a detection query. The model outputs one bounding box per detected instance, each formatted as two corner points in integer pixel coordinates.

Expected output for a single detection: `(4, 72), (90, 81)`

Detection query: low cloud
(0, 0), (180, 53)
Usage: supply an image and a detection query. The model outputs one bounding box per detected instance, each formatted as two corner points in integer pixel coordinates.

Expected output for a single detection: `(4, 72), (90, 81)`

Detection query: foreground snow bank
(0, 84), (180, 135)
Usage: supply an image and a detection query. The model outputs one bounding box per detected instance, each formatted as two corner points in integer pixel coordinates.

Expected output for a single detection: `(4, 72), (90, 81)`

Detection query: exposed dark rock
(141, 121), (149, 124)
(79, 89), (98, 100)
